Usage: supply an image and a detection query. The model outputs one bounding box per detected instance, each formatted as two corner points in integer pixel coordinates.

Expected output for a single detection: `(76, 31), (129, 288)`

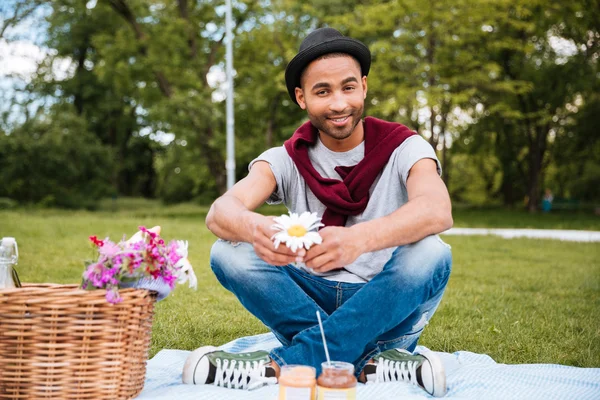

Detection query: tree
(0, 105), (113, 207)
(475, 0), (599, 210)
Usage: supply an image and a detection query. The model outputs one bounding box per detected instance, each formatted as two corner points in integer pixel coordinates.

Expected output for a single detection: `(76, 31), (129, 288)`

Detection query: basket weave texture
(0, 284), (156, 400)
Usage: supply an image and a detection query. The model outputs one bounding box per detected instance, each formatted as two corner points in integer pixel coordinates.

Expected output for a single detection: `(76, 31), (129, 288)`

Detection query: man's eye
(317, 90), (328, 95)
(345, 86), (355, 91)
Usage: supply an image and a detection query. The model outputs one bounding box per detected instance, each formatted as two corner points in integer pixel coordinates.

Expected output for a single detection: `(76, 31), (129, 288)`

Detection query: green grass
(451, 206), (600, 230)
(1, 203), (599, 367)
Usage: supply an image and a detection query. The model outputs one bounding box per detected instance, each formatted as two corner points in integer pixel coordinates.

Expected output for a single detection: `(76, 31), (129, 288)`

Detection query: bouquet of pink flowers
(81, 226), (197, 304)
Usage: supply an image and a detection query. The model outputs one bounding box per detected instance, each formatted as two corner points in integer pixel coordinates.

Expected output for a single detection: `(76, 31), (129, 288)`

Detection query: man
(182, 27), (453, 397)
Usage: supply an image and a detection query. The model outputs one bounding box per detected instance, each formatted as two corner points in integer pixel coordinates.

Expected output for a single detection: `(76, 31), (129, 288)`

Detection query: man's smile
(327, 115), (351, 126)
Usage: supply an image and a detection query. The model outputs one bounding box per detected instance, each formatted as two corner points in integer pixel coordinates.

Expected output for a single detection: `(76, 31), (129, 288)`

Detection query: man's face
(295, 55), (367, 141)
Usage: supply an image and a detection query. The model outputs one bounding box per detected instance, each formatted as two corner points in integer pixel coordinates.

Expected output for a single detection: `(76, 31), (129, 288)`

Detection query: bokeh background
(1, 0), (599, 212)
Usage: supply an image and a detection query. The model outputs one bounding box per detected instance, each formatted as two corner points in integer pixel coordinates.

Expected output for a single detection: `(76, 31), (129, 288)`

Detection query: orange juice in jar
(316, 361), (357, 400)
(278, 365), (317, 400)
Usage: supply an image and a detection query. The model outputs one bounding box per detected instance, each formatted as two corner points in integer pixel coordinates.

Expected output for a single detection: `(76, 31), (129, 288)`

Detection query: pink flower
(106, 286), (123, 304)
(82, 227), (195, 303)
(98, 240), (120, 259)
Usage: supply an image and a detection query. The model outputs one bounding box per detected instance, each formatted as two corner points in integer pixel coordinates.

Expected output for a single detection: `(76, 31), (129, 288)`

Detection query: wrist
(241, 210), (261, 243)
(349, 223), (370, 254)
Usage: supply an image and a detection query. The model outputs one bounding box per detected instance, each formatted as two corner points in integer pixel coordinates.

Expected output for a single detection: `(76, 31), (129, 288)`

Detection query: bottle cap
(1, 237), (16, 245)
(0, 237), (18, 263)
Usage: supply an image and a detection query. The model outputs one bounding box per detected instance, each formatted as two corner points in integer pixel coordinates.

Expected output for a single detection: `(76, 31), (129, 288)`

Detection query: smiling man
(182, 27), (453, 397)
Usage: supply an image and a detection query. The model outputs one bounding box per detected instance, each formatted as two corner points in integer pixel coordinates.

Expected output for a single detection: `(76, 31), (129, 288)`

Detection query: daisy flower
(271, 211), (324, 253)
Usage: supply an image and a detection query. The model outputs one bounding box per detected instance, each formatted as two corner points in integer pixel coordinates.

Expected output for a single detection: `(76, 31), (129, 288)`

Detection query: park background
(1, 0), (599, 369)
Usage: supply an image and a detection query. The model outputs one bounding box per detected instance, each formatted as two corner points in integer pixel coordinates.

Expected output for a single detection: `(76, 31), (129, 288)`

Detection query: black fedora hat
(285, 27), (371, 105)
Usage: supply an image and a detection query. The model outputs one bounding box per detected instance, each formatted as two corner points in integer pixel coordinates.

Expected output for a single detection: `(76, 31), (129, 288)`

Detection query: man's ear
(362, 76), (368, 99)
(295, 87), (306, 110)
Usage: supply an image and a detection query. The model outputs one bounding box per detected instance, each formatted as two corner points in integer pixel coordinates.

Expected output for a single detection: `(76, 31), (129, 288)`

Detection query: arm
(303, 158), (452, 271)
(351, 158), (452, 252)
(205, 161), (300, 266)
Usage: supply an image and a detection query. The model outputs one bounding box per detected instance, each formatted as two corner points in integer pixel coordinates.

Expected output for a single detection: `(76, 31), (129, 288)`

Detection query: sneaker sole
(182, 345), (218, 384)
(416, 348), (447, 397)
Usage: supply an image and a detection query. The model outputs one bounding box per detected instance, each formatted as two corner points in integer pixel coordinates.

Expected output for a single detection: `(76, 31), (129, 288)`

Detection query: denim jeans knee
(209, 239), (259, 289)
(385, 234), (452, 298)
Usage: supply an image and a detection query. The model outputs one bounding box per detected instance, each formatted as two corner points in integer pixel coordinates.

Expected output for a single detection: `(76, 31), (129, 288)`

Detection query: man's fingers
(305, 251), (335, 270)
(271, 241), (302, 257)
(304, 244), (327, 264)
(255, 232), (295, 256)
(258, 218), (280, 236)
(255, 239), (301, 264)
(257, 248), (296, 266)
(312, 260), (340, 273)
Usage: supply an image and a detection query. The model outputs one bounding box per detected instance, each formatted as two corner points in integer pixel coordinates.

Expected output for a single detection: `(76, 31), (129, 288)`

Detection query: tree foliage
(0, 0), (598, 209)
(0, 105), (112, 208)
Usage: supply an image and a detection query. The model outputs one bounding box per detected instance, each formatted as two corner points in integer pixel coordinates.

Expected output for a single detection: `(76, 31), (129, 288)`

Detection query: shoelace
(369, 357), (419, 385)
(213, 358), (278, 390)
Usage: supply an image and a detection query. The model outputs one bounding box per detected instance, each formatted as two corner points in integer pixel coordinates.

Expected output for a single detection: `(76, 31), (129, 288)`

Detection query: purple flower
(106, 286), (123, 304)
(98, 240), (121, 259)
(83, 227), (195, 303)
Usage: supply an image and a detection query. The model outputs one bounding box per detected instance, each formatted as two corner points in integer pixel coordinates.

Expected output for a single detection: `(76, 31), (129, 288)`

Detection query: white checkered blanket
(137, 332), (600, 399)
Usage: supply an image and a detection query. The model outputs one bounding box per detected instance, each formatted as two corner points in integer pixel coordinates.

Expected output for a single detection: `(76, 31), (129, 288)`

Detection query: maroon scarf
(284, 116), (416, 227)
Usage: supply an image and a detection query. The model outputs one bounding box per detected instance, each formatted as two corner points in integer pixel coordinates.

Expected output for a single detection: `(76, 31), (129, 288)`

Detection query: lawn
(1, 202), (599, 368)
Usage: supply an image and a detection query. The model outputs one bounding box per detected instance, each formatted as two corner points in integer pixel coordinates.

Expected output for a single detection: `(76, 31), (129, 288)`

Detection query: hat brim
(285, 38), (371, 105)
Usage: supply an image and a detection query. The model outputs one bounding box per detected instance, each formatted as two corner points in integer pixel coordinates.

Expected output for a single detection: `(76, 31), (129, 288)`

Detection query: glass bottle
(0, 237), (21, 289)
(316, 361), (357, 400)
(278, 365), (316, 400)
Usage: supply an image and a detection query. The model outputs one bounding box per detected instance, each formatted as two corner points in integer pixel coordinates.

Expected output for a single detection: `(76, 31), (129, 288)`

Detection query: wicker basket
(0, 284), (156, 400)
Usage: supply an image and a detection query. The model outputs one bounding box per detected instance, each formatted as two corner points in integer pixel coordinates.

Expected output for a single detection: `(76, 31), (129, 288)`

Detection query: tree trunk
(441, 129), (449, 187)
(177, 0), (198, 59)
(526, 125), (549, 212)
(429, 107), (437, 149)
(73, 39), (89, 115)
(497, 124), (519, 207)
(198, 126), (227, 195)
(439, 101), (450, 186)
(527, 153), (541, 212)
(108, 0), (173, 98)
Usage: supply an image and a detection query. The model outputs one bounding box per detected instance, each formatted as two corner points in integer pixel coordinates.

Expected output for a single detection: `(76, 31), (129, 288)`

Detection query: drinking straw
(316, 311), (331, 366)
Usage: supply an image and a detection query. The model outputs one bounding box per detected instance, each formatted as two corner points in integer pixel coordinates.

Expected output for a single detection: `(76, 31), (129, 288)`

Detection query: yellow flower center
(287, 225), (307, 237)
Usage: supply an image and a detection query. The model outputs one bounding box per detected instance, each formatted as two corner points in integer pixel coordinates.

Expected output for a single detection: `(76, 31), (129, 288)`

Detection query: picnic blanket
(137, 332), (600, 400)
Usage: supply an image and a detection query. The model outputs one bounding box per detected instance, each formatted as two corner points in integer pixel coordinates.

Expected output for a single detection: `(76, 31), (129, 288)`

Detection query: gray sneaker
(363, 348), (447, 397)
(182, 346), (278, 390)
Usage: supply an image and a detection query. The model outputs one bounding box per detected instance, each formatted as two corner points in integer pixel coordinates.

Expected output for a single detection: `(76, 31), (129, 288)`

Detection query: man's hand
(302, 226), (364, 273)
(250, 214), (305, 266)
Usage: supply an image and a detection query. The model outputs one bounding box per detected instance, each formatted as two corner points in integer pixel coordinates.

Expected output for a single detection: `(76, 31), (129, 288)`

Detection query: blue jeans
(210, 235), (452, 377)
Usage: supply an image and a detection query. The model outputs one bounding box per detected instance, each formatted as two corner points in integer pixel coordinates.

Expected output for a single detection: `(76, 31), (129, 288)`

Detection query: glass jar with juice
(317, 361), (357, 400)
(278, 365), (316, 400)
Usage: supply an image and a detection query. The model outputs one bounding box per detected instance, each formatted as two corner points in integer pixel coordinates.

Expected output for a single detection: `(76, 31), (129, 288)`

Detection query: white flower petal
(307, 221), (324, 231)
(175, 258), (197, 290)
(303, 232), (323, 244)
(288, 238), (302, 253)
(271, 223), (287, 232)
(176, 240), (189, 258)
(298, 212), (323, 231)
(273, 214), (292, 227)
(298, 211), (312, 223)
